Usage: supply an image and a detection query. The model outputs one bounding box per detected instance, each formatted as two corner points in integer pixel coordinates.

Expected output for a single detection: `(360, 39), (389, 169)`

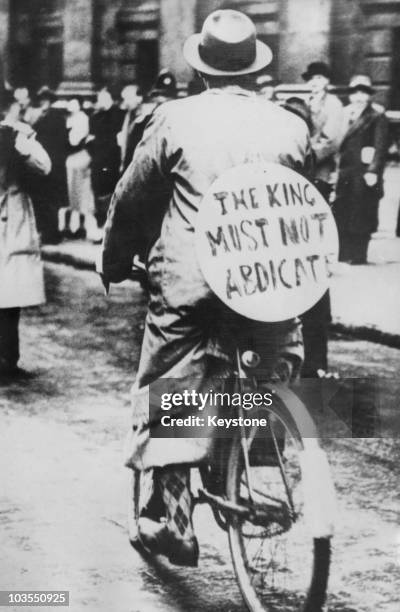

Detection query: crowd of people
(0, 35), (392, 379)
(4, 60), (392, 258)
(4, 70), (179, 247)
(0, 9), (395, 573)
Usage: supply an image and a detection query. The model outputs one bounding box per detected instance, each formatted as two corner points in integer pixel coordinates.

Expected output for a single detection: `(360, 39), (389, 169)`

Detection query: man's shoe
(137, 517), (199, 567)
(0, 367), (36, 382)
(167, 535), (199, 567)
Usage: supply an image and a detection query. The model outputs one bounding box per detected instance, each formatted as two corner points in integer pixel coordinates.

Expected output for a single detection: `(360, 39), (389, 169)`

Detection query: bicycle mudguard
(300, 441), (337, 539)
(268, 383), (319, 438)
(268, 384), (336, 538)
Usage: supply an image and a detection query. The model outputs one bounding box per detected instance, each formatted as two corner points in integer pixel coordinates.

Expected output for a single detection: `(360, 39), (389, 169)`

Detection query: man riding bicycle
(101, 10), (312, 567)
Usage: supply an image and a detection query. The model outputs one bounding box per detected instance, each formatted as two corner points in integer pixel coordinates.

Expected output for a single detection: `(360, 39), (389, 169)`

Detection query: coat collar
(204, 86), (257, 99)
(342, 103), (375, 142)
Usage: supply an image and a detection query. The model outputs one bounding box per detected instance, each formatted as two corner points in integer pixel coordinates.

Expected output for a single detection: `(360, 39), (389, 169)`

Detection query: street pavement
(0, 264), (399, 612)
(41, 153), (400, 344)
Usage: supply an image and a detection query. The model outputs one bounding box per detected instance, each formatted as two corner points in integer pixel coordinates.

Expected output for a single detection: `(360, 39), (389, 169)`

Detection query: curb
(42, 245), (97, 272)
(331, 323), (400, 349)
(42, 249), (96, 271)
(42, 247), (400, 347)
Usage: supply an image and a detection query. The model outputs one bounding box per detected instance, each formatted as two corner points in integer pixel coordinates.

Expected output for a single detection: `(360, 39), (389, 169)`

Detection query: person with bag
(0, 87), (51, 378)
(334, 75), (389, 263)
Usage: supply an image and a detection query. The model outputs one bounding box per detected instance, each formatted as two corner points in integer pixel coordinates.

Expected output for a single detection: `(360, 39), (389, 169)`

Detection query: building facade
(1, 0), (400, 106)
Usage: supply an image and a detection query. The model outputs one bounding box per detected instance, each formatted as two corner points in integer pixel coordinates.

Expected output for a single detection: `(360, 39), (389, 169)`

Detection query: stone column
(0, 0), (10, 83)
(159, 0), (197, 84)
(33, 0), (65, 90)
(116, 0), (159, 89)
(58, 0), (96, 97)
(279, 0), (333, 82)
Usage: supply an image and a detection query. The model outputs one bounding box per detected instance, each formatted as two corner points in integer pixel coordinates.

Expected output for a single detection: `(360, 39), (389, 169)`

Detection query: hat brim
(183, 34), (272, 76)
(350, 85), (374, 94)
(302, 70), (330, 81)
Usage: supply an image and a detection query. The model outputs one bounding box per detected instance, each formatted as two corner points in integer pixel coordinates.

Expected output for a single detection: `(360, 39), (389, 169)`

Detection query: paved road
(0, 264), (399, 612)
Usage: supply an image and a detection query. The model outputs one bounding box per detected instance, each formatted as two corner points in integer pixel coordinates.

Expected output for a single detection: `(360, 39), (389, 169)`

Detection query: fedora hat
(302, 61), (331, 81)
(349, 74), (374, 94)
(183, 10), (272, 76)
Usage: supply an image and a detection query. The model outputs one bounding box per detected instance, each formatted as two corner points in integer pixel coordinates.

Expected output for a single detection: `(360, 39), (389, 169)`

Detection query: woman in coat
(0, 90), (51, 377)
(334, 75), (389, 264)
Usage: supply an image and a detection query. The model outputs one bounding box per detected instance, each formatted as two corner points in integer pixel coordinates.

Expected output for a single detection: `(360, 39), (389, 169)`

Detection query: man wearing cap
(334, 75), (389, 263)
(102, 10), (311, 566)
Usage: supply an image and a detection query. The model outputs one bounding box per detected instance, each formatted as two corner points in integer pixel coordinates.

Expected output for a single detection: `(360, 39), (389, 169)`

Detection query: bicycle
(127, 346), (334, 612)
(126, 162), (337, 611)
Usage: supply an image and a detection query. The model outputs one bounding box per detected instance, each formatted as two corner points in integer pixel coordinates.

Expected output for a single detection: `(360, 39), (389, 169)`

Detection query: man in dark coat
(30, 86), (69, 244)
(334, 75), (389, 263)
(120, 70), (178, 174)
(88, 88), (125, 228)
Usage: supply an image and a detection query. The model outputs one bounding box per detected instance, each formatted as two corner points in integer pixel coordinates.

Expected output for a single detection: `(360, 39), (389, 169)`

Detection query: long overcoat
(102, 89), (312, 469)
(0, 123), (51, 308)
(334, 103), (389, 237)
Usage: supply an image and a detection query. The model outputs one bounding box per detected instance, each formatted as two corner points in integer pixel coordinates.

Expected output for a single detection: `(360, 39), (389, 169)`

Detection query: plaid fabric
(158, 467), (194, 538)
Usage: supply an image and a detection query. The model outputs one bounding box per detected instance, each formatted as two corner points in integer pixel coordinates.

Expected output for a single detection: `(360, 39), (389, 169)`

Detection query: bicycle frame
(193, 359), (337, 540)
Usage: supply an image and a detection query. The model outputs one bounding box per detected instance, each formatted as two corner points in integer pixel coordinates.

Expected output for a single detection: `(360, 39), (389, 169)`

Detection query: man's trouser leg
(300, 291), (330, 377)
(0, 308), (20, 372)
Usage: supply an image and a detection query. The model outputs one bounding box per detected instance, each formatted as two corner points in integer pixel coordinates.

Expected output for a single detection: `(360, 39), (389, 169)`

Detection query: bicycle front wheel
(227, 390), (332, 612)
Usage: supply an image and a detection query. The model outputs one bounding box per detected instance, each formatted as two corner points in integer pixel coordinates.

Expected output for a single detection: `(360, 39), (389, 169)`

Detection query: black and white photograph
(0, 1), (399, 611)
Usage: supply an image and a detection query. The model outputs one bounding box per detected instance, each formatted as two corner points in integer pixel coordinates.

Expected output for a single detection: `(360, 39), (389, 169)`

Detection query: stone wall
(6, 0), (400, 105)
(360, 0), (400, 107)
(279, 0), (332, 83)
(95, 0), (121, 92)
(0, 0), (9, 83)
(58, 0), (95, 96)
(159, 0), (196, 82)
(330, 0), (365, 87)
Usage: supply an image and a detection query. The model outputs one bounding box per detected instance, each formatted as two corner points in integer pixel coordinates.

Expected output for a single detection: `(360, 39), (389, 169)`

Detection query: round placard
(195, 162), (339, 322)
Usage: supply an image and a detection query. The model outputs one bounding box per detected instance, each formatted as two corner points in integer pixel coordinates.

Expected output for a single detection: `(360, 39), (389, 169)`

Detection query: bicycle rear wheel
(227, 390), (332, 612)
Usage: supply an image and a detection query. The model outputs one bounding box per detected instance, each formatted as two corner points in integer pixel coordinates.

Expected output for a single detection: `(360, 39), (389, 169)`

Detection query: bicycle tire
(227, 388), (331, 612)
